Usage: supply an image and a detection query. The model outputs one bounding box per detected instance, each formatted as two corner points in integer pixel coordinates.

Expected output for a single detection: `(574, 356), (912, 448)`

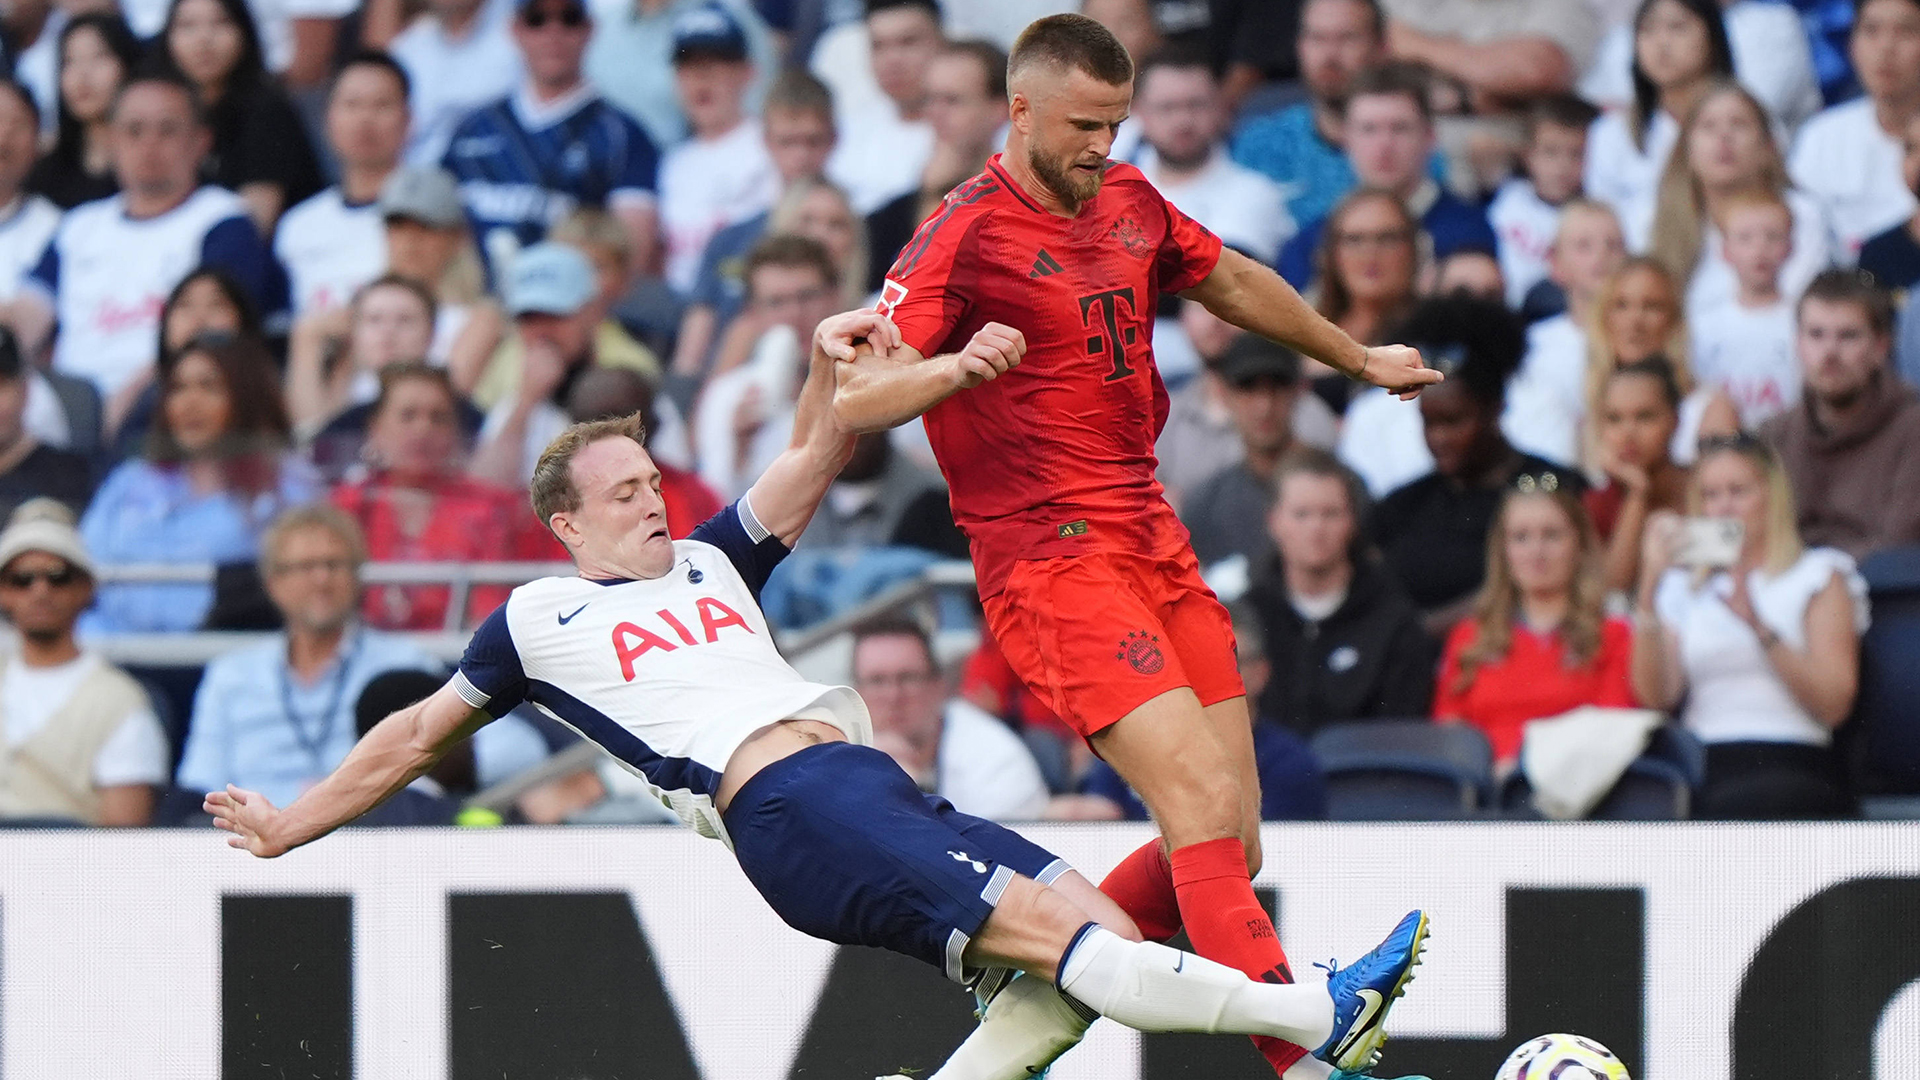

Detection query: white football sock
(1055, 925), (1336, 1049)
(1284, 1055), (1337, 1079)
(929, 973), (1093, 1080)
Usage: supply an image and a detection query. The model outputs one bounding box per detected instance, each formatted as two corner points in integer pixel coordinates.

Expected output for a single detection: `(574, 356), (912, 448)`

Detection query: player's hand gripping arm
(829, 312), (1027, 433)
(204, 683), (493, 857)
(738, 309), (873, 544)
(1181, 247), (1444, 400)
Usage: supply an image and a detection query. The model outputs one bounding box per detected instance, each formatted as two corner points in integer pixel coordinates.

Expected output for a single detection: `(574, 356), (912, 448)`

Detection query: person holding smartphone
(1629, 433), (1869, 818)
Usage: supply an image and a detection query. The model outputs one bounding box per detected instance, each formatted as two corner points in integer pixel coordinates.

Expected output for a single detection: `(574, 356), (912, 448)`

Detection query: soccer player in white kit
(204, 310), (1427, 1080)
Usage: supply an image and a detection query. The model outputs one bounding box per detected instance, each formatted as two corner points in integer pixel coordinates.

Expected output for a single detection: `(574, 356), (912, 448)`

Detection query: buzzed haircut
(336, 48), (411, 99)
(1337, 61), (1432, 123)
(1008, 13), (1135, 87)
(1138, 42), (1214, 86)
(764, 68), (835, 123)
(1304, 0), (1386, 40)
(1799, 268), (1896, 337)
(1525, 93), (1598, 141)
(851, 613), (938, 671)
(114, 70), (208, 127)
(743, 233), (838, 299)
(943, 39), (1010, 102)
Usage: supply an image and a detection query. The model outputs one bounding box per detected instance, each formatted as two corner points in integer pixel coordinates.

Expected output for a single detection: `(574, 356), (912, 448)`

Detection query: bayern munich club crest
(1108, 216), (1152, 258)
(1117, 630), (1165, 675)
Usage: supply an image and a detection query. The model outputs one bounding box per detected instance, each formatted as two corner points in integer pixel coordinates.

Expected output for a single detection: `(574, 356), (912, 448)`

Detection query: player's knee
(1241, 832), (1263, 877)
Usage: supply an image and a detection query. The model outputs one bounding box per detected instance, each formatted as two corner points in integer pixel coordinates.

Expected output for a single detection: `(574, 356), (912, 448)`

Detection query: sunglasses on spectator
(1, 566), (81, 590)
(521, 5), (587, 28)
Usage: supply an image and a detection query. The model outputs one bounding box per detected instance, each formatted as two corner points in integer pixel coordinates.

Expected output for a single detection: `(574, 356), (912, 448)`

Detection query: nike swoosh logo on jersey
(558, 603), (589, 625)
(1333, 989), (1385, 1060)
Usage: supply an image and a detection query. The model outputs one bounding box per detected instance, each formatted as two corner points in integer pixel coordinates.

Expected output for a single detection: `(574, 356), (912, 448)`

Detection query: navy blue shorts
(722, 741), (1069, 982)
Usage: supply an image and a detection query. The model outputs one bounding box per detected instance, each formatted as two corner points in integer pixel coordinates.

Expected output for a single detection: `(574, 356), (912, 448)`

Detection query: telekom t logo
(1078, 287), (1138, 382)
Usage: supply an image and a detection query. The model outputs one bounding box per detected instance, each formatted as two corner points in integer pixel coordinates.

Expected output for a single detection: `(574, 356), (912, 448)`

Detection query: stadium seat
(1849, 545), (1920, 801)
(1309, 720), (1493, 820)
(1501, 725), (1705, 820)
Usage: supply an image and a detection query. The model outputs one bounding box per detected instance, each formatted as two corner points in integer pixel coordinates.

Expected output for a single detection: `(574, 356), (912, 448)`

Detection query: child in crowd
(1503, 200), (1628, 466)
(1689, 188), (1801, 427)
(1489, 95), (1600, 313)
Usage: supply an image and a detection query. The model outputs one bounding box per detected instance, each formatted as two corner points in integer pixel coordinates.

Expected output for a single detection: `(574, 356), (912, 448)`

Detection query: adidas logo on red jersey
(1028, 250), (1063, 278)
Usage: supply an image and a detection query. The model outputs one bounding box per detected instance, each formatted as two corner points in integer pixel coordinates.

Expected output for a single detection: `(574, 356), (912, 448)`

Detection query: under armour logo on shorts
(948, 850), (988, 874)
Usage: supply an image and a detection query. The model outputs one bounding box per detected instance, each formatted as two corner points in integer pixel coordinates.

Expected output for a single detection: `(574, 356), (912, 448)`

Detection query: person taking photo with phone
(1630, 434), (1868, 819)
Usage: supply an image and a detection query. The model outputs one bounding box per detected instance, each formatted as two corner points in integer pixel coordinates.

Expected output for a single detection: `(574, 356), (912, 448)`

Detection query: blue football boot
(1313, 910), (1430, 1072)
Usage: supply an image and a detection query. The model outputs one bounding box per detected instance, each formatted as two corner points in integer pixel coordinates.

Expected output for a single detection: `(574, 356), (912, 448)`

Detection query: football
(1494, 1033), (1633, 1080)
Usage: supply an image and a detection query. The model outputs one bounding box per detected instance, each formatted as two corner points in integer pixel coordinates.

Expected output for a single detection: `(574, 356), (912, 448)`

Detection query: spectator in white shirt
(276, 52), (411, 319)
(824, 0), (940, 213)
(658, 1), (778, 294)
(388, 0), (523, 164)
(1132, 45), (1293, 265)
(852, 616), (1052, 822)
(1689, 188), (1802, 426)
(1790, 0), (1920, 258)
(1580, 0), (1823, 136)
(1504, 199), (1628, 464)
(1585, 0), (1734, 237)
(1488, 94), (1599, 310)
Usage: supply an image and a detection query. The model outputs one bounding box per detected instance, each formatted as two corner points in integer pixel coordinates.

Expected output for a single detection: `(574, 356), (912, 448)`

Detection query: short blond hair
(551, 207), (632, 278)
(261, 504), (367, 576)
(528, 411), (649, 533)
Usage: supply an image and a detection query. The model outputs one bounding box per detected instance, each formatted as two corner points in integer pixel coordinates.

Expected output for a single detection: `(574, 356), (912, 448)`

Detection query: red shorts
(981, 541), (1246, 739)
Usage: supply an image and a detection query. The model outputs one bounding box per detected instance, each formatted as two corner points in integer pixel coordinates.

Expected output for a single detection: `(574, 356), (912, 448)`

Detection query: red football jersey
(876, 154), (1223, 595)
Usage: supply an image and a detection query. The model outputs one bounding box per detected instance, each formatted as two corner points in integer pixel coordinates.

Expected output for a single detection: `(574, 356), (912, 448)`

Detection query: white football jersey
(275, 187), (387, 316)
(452, 499), (871, 842)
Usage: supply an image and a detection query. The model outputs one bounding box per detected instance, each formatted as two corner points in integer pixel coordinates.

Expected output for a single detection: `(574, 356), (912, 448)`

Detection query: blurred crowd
(0, 0), (1915, 830)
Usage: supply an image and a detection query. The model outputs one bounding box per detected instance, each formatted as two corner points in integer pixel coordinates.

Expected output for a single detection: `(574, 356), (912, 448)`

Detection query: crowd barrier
(1, 822), (1915, 1079)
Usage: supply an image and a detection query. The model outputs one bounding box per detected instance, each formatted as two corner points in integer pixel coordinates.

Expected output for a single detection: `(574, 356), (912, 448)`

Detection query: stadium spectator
(865, 41), (1007, 291)
(1858, 109), (1920, 289)
(794, 431), (960, 555)
(1488, 95), (1599, 310)
(276, 52), (412, 320)
(109, 267), (263, 463)
(157, 0), (325, 234)
(1276, 63), (1496, 290)
(1633, 433), (1867, 818)
(1076, 600), (1329, 821)
(1183, 337), (1308, 569)
(1504, 200), (1629, 465)
(80, 334), (318, 632)
(1790, 0), (1920, 257)
(586, 0), (777, 152)
(1763, 269), (1920, 558)
(1244, 449), (1435, 737)
(1381, 0), (1597, 108)
(825, 0), (941, 214)
(1426, 249), (1504, 300)
(1581, 0), (1823, 135)
(1434, 476), (1635, 765)
(26, 14), (138, 209)
(673, 70), (839, 383)
(175, 503), (546, 809)
(333, 364), (557, 630)
(1585, 0), (1734, 231)
(441, 0), (661, 277)
(469, 242), (608, 486)
(1588, 358), (1692, 592)
(1366, 296), (1582, 628)
(562, 365), (716, 535)
(701, 179), (867, 382)
(387, 0), (522, 166)
(656, 2), (778, 297)
(13, 74), (286, 432)
(1323, 191), (1431, 494)
(1647, 82), (1836, 320)
(376, 166), (505, 384)
(0, 83), (62, 306)
(1583, 258), (1739, 469)
(691, 234), (841, 499)
(852, 615), (1052, 821)
(286, 275), (438, 437)
(1686, 187), (1804, 427)
(0, 500), (166, 827)
(1132, 46), (1292, 265)
(0, 331), (91, 521)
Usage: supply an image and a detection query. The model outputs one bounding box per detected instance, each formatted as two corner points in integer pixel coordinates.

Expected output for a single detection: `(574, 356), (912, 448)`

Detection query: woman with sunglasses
(1631, 434), (1867, 818)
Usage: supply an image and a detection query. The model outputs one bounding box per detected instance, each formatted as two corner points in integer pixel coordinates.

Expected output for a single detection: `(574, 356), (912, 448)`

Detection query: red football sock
(1169, 837), (1308, 1075)
(1097, 839), (1183, 942)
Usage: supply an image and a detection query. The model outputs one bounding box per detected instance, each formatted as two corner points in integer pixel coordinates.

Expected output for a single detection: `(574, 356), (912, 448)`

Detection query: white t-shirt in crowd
(1655, 547), (1870, 748)
(0, 195), (62, 301)
(275, 187), (388, 317)
(390, 1), (525, 165)
(659, 119), (780, 293)
(1689, 297), (1801, 428)
(1586, 109), (1678, 249)
(1337, 386), (1433, 498)
(1488, 178), (1563, 309)
(1578, 1), (1822, 134)
(1137, 146), (1294, 265)
(692, 342), (799, 500)
(2, 652), (169, 788)
(826, 97), (936, 214)
(1683, 188), (1835, 322)
(1503, 312), (1588, 467)
(1789, 97), (1917, 259)
(934, 698), (1051, 822)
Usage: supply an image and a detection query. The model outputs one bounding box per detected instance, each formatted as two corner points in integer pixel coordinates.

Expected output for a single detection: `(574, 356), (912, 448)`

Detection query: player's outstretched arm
(738, 311), (869, 544)
(204, 682), (492, 857)
(830, 319), (1026, 433)
(1181, 247), (1444, 400)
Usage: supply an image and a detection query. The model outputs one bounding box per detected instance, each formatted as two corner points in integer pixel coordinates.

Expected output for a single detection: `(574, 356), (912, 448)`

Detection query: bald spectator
(1381, 0), (1599, 107)
(1791, 0), (1920, 257)
(825, 0), (941, 213)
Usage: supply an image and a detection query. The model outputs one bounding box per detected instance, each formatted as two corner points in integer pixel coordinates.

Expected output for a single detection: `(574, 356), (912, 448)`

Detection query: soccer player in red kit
(830, 14), (1441, 1080)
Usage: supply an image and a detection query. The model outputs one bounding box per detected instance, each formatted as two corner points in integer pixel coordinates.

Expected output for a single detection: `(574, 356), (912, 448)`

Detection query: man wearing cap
(470, 241), (608, 486)
(440, 0), (660, 278)
(389, 0), (523, 166)
(277, 52), (414, 319)
(0, 499), (167, 827)
(1182, 336), (1310, 569)
(656, 0), (780, 294)
(586, 0), (777, 152)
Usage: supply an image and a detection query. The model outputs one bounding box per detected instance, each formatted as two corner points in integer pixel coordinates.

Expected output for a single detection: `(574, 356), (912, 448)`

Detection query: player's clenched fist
(951, 322), (1026, 388)
(1358, 343), (1445, 401)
